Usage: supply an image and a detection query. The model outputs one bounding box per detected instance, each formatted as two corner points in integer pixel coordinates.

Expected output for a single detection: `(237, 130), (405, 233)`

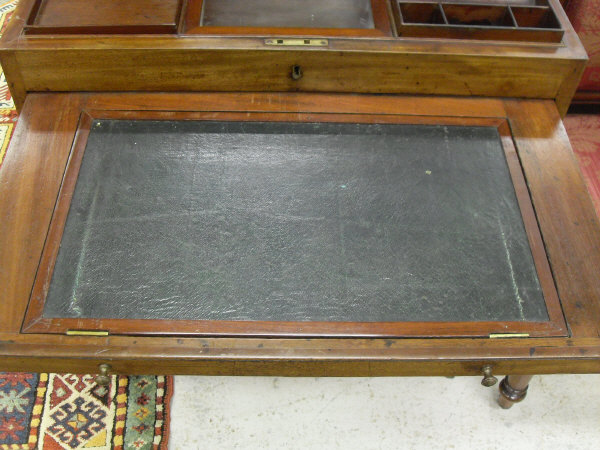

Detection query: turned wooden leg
(498, 375), (534, 409)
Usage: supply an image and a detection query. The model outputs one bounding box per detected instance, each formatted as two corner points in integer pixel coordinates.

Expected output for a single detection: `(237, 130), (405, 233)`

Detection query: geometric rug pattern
(0, 373), (172, 450)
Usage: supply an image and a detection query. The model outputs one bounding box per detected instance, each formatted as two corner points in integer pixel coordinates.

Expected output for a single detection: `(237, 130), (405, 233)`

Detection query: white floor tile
(169, 374), (600, 449)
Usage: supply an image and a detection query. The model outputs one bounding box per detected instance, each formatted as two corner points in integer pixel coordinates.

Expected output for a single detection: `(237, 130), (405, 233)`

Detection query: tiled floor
(170, 374), (600, 449)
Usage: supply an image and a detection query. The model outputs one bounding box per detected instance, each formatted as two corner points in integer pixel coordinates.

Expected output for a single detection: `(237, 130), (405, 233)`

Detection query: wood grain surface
(506, 99), (600, 338)
(0, 0), (587, 115)
(0, 92), (598, 376)
(25, 0), (183, 34)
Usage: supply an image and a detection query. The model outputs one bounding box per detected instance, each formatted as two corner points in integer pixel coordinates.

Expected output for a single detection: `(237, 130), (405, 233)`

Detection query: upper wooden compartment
(0, 0), (587, 116)
(25, 0), (184, 34)
(183, 0), (392, 36)
(393, 1), (564, 42)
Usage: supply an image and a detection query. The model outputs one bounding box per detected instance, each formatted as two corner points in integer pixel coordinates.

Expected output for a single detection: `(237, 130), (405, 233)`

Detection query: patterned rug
(0, 373), (172, 449)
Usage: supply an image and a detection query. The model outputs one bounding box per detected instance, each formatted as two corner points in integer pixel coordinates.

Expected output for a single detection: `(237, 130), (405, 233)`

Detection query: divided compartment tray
(393, 1), (563, 43)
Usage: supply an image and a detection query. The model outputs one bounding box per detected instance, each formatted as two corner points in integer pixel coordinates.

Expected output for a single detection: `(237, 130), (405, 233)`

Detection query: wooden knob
(481, 365), (498, 387)
(95, 364), (112, 386)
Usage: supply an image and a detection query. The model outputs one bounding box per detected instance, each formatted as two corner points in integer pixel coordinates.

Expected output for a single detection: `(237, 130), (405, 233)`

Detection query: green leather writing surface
(43, 120), (549, 322)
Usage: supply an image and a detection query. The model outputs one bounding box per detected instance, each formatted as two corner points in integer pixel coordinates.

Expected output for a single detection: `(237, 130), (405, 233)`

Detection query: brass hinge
(66, 330), (109, 336)
(264, 38), (328, 47)
(489, 333), (530, 339)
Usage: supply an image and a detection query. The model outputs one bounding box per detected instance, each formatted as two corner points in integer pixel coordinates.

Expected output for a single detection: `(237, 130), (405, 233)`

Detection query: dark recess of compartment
(393, 1), (564, 43)
(511, 6), (561, 29)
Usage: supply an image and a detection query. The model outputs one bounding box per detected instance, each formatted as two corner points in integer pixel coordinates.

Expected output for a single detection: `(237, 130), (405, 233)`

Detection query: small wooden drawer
(393, 1), (564, 43)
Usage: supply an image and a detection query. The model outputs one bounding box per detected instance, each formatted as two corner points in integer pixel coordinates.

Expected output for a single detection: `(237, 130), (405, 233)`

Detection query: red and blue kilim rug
(0, 373), (172, 449)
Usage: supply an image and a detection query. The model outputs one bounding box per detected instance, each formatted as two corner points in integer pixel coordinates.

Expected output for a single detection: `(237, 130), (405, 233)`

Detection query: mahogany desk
(0, 0), (599, 409)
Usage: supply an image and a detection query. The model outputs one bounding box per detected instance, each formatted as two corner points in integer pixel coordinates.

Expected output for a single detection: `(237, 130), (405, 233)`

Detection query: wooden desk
(0, 0), (598, 409)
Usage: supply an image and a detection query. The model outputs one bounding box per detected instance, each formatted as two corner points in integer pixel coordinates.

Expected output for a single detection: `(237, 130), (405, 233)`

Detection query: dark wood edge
(22, 111), (93, 334)
(21, 109), (566, 338)
(183, 0), (392, 37)
(22, 317), (566, 338)
(390, 0), (401, 38)
(1, 353), (599, 377)
(23, 0), (184, 35)
(25, 0), (42, 26)
(24, 24), (179, 35)
(3, 330), (600, 353)
(178, 0), (193, 35)
(174, 0), (187, 35)
(497, 121), (567, 335)
(78, 110), (509, 125)
(2, 330), (600, 375)
(4, 329), (600, 358)
(184, 26), (388, 37)
(373, 0), (394, 37)
(83, 94), (510, 117)
(183, 0), (201, 34)
(183, 26), (389, 38)
(394, 26), (564, 43)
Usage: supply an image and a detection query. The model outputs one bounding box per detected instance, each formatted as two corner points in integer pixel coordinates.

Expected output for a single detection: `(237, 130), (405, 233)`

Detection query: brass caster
(481, 365), (498, 387)
(95, 364), (112, 386)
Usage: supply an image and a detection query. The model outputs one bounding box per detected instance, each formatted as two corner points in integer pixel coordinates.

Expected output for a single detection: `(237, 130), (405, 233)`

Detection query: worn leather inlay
(42, 120), (549, 322)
